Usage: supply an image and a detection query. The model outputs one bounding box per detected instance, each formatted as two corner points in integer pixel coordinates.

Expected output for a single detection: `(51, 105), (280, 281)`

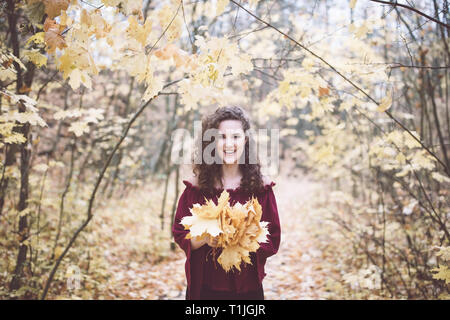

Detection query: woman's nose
(225, 138), (235, 147)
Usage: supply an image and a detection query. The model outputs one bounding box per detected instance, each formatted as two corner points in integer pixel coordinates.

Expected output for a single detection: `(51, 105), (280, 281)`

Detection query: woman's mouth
(224, 149), (236, 155)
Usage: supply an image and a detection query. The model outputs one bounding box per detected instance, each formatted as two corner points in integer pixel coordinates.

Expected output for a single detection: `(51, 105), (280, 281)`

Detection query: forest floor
(93, 171), (334, 300)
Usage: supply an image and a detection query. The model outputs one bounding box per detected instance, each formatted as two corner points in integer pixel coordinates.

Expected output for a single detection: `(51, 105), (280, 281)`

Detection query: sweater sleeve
(171, 181), (205, 299)
(254, 183), (281, 282)
(172, 186), (193, 258)
(258, 185), (281, 260)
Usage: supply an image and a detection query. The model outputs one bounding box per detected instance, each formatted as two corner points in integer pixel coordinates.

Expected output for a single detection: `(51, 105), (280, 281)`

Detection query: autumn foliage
(181, 190), (269, 272)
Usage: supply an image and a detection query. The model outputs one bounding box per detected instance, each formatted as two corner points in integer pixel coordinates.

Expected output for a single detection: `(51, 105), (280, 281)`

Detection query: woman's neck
(220, 164), (242, 187)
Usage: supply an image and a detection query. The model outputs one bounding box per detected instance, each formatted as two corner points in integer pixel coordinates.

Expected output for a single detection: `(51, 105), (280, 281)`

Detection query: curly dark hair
(191, 105), (264, 196)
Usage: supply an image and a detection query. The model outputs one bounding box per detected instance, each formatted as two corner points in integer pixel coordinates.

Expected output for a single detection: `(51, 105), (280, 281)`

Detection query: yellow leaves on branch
(216, 0), (230, 16)
(68, 120), (90, 136)
(164, 33), (254, 110)
(44, 18), (67, 54)
(430, 247), (450, 285)
(28, 0), (69, 20)
(22, 49), (48, 68)
(26, 32), (45, 47)
(367, 129), (435, 175)
(181, 190), (269, 272)
(119, 51), (164, 101)
(80, 8), (112, 39)
(435, 246), (450, 262)
(349, 20), (371, 39)
(157, 3), (182, 43)
(0, 90), (47, 147)
(42, 0), (70, 19)
(154, 43), (190, 68)
(55, 13), (101, 90)
(127, 15), (152, 47)
(377, 94), (392, 112)
(68, 68), (92, 90)
(188, 35), (253, 88)
(101, 0), (143, 18)
(432, 265), (450, 284)
(58, 108), (104, 136)
(57, 45), (97, 90)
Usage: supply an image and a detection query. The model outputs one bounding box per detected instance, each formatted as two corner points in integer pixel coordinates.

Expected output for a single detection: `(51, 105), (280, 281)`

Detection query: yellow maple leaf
(4, 132), (27, 144)
(127, 15), (152, 47)
(180, 214), (223, 238)
(431, 172), (450, 184)
(142, 75), (164, 101)
(101, 0), (121, 7)
(431, 265), (450, 284)
(216, 0), (230, 16)
(192, 190), (230, 219)
(279, 80), (290, 94)
(218, 245), (251, 272)
(377, 95), (392, 112)
(68, 120), (90, 136)
(158, 4), (182, 43)
(80, 8), (92, 26)
(59, 10), (72, 27)
(68, 68), (92, 90)
(43, 0), (70, 19)
(435, 246), (450, 261)
(14, 111), (47, 126)
(57, 50), (75, 79)
(22, 49), (47, 68)
(44, 18), (66, 53)
(26, 32), (45, 46)
(54, 246), (64, 260)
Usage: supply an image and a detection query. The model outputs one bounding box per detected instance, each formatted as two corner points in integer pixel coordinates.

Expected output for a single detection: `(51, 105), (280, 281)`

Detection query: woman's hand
(190, 235), (219, 250)
(206, 235), (219, 248)
(190, 236), (207, 250)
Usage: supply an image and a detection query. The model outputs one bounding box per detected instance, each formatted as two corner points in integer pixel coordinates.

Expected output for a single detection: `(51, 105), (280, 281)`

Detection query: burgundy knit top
(172, 179), (281, 300)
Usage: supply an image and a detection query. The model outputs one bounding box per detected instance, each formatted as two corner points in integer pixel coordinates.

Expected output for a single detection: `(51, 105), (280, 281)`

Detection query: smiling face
(216, 120), (247, 165)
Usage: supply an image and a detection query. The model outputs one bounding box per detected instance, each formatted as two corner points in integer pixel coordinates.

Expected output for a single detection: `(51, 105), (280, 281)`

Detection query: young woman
(172, 105), (281, 300)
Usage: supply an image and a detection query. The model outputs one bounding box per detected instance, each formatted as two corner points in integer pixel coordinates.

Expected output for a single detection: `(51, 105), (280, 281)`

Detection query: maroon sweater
(172, 179), (281, 300)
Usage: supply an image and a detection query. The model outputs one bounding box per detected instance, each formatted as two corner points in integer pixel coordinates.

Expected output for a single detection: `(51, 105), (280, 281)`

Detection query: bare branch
(369, 0), (450, 29)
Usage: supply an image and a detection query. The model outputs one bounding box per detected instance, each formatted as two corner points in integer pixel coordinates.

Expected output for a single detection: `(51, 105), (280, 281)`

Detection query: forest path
(101, 173), (330, 300)
(262, 175), (329, 299)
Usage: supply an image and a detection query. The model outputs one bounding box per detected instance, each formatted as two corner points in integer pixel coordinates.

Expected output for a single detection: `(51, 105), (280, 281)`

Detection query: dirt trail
(263, 175), (328, 299)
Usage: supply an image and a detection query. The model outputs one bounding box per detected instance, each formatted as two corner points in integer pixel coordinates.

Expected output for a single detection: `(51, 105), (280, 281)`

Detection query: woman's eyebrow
(218, 131), (243, 135)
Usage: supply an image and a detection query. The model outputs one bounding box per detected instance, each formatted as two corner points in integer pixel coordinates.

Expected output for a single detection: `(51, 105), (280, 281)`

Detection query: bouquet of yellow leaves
(181, 190), (269, 272)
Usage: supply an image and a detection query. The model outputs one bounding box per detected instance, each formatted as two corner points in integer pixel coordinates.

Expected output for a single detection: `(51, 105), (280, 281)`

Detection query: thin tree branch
(369, 0), (450, 29)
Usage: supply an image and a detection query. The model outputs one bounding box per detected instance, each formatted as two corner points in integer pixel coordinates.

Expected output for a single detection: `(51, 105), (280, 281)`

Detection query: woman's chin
(220, 156), (237, 164)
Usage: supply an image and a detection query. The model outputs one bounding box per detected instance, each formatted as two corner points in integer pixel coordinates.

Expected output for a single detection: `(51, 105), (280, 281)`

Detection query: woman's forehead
(218, 120), (244, 133)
